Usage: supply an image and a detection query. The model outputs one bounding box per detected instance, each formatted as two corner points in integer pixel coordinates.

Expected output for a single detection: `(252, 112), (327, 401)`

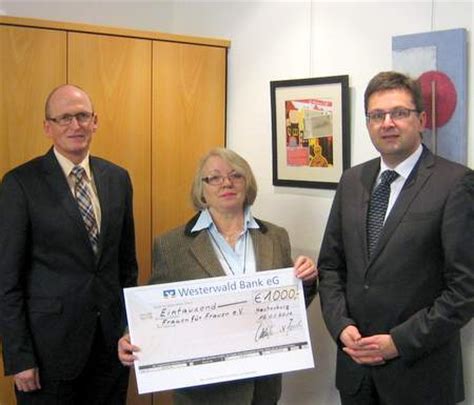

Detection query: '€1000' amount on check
(124, 268), (314, 394)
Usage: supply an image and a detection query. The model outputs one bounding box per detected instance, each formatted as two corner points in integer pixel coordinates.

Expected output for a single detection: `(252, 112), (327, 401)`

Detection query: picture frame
(270, 75), (350, 189)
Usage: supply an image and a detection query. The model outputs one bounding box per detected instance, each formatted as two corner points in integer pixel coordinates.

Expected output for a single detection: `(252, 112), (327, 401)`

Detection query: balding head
(45, 84), (94, 119)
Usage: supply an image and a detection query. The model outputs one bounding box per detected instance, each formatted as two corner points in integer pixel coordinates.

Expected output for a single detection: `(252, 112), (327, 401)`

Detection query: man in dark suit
(318, 71), (473, 404)
(0, 84), (138, 404)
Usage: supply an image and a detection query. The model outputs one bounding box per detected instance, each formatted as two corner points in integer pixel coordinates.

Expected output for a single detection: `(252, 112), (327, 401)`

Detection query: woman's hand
(118, 333), (140, 366)
(293, 255), (318, 283)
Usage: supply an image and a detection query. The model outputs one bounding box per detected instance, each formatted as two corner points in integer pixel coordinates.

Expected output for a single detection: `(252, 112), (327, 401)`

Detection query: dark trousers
(16, 325), (129, 405)
(340, 373), (382, 405)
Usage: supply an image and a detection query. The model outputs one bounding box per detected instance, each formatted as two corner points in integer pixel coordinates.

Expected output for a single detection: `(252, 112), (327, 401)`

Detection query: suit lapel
(41, 149), (95, 255)
(250, 228), (274, 271)
(189, 231), (226, 277)
(187, 225), (273, 276)
(369, 149), (434, 264)
(90, 157), (107, 258)
(360, 159), (381, 264)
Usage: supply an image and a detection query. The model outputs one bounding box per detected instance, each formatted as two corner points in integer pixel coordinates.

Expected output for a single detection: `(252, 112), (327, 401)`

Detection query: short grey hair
(191, 148), (258, 211)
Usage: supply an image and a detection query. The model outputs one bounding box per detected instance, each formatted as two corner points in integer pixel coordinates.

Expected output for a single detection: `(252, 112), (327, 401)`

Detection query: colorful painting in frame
(270, 76), (350, 189)
(392, 28), (467, 164)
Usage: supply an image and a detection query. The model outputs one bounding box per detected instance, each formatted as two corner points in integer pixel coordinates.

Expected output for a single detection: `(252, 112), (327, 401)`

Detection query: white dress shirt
(54, 148), (102, 231)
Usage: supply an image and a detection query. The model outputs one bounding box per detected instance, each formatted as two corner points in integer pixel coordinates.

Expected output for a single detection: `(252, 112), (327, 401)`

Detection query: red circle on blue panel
(418, 70), (457, 129)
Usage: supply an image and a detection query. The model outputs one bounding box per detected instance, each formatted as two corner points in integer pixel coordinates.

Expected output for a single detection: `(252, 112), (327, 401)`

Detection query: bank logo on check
(123, 267), (314, 394)
(163, 289), (176, 298)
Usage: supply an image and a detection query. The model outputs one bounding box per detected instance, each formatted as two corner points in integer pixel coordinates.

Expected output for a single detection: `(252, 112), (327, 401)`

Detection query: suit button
(364, 284), (369, 290)
(97, 311), (101, 317)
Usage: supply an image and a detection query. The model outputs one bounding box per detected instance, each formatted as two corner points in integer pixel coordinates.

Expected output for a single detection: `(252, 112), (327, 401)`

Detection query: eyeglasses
(202, 172), (245, 186)
(46, 112), (94, 126)
(366, 107), (419, 124)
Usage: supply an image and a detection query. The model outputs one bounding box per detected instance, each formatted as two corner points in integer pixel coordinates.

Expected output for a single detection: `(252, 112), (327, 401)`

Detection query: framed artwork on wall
(270, 75), (350, 189)
(392, 28), (467, 164)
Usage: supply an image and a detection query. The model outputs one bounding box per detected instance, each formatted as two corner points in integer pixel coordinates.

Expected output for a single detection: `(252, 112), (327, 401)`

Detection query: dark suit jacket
(318, 147), (474, 404)
(150, 214), (317, 405)
(0, 148), (138, 380)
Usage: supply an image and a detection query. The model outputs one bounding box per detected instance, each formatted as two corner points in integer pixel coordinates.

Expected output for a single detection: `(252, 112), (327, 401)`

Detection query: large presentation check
(124, 268), (314, 394)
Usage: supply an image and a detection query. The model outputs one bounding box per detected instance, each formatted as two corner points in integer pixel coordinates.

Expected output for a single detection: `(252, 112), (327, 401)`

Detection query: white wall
(1, 1), (472, 404)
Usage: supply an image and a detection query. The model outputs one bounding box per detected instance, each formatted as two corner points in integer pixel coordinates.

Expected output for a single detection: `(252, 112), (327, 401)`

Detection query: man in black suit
(0, 84), (138, 404)
(318, 71), (473, 404)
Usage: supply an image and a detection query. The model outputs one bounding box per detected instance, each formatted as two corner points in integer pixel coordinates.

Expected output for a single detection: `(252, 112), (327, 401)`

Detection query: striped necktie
(71, 166), (99, 254)
(367, 170), (399, 258)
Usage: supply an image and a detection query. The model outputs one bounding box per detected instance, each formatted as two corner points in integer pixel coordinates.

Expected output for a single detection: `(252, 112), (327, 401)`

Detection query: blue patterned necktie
(367, 170), (399, 258)
(71, 166), (99, 254)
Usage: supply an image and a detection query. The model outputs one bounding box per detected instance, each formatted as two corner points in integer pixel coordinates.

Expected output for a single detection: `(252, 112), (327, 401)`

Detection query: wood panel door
(0, 25), (66, 178)
(152, 41), (226, 237)
(68, 32), (153, 405)
(0, 25), (67, 405)
(68, 32), (153, 287)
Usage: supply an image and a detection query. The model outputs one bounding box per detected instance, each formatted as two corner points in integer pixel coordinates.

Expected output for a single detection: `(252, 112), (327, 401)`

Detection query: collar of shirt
(54, 148), (102, 232)
(191, 206), (260, 234)
(192, 207), (258, 276)
(53, 148), (92, 182)
(376, 143), (423, 222)
(379, 143), (423, 183)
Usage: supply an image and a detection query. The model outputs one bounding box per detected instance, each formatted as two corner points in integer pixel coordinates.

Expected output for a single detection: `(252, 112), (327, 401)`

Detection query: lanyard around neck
(208, 229), (248, 275)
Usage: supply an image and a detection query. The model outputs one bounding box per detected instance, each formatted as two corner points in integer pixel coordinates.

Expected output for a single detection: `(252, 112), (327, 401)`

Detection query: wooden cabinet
(0, 16), (228, 405)
(152, 41), (227, 235)
(0, 24), (66, 176)
(68, 32), (153, 287)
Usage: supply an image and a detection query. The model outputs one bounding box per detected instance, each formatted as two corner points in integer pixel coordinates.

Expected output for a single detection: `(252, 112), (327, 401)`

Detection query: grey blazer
(318, 147), (474, 404)
(150, 214), (317, 405)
